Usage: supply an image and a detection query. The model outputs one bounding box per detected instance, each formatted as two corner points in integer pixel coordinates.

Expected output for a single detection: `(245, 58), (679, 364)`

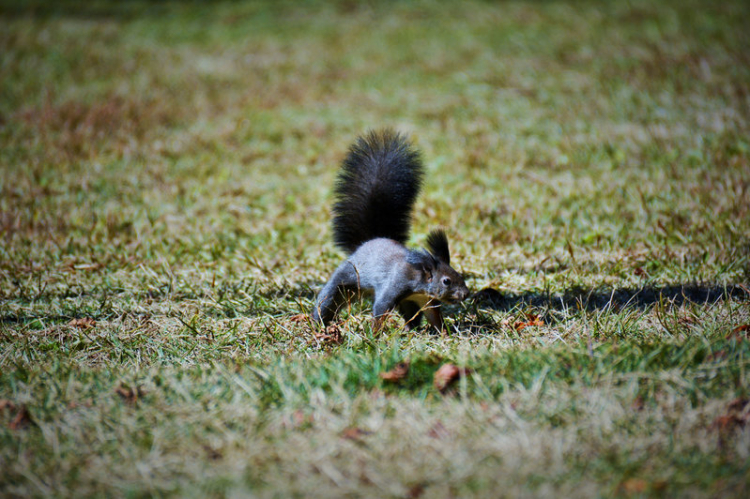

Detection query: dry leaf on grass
(427, 421), (448, 439)
(8, 405), (33, 430)
(202, 444), (223, 461)
(379, 361), (410, 382)
(618, 478), (648, 494)
(407, 484), (426, 498)
(727, 324), (750, 341)
(341, 427), (372, 440)
(69, 317), (96, 329)
(514, 314), (544, 331)
(714, 415), (743, 433)
(633, 266), (649, 277)
(631, 395), (645, 412)
(115, 385), (144, 404)
(288, 409), (314, 429)
(67, 399), (93, 409)
(433, 363), (471, 393)
(312, 324), (344, 345)
(0, 399), (17, 412)
(712, 398), (750, 446)
(289, 313), (308, 323)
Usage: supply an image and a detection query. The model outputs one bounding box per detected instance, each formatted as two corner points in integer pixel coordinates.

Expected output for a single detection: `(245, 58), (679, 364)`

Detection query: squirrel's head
(407, 229), (470, 304)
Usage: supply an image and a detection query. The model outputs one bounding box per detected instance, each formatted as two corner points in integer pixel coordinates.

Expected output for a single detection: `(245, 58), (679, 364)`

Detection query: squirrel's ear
(406, 250), (437, 277)
(425, 229), (450, 265)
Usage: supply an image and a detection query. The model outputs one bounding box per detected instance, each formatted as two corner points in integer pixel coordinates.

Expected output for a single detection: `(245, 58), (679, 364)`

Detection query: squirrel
(312, 129), (469, 332)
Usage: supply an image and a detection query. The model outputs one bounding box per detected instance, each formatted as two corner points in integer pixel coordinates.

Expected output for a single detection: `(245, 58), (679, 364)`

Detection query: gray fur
(313, 238), (469, 330)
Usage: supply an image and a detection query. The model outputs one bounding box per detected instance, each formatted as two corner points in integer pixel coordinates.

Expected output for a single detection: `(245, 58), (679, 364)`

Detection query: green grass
(1, 0), (750, 497)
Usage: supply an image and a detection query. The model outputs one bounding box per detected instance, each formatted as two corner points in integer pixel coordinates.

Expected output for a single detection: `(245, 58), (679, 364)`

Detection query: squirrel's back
(332, 129), (424, 253)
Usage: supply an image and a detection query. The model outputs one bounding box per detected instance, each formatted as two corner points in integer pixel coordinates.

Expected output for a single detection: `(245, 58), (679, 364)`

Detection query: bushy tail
(332, 129), (424, 253)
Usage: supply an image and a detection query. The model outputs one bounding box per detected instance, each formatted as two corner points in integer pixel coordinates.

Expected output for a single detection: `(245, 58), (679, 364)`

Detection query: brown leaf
(633, 267), (648, 278)
(427, 421), (448, 439)
(0, 399), (17, 412)
(631, 396), (645, 412)
(313, 324), (343, 345)
(341, 427), (371, 440)
(619, 478), (648, 494)
(203, 445), (223, 461)
(713, 414), (744, 451)
(69, 317), (96, 329)
(407, 484), (426, 498)
(712, 398), (750, 447)
(290, 409), (314, 429)
(379, 361), (410, 382)
(433, 363), (471, 393)
(289, 313), (308, 323)
(727, 324), (750, 341)
(514, 314), (544, 331)
(115, 384), (144, 404)
(8, 405), (33, 430)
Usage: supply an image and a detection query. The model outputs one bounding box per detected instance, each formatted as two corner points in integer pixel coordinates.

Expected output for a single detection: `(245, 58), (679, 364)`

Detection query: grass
(1, 0), (750, 497)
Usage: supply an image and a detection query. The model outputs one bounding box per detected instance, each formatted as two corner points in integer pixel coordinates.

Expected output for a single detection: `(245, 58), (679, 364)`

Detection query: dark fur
(425, 229), (450, 265)
(332, 129), (424, 253)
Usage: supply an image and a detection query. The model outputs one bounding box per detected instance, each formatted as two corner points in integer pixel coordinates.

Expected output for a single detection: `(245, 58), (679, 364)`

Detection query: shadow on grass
(471, 283), (748, 312)
(443, 283), (749, 335)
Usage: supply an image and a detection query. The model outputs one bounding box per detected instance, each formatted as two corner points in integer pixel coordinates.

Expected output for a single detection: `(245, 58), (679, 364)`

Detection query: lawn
(1, 0), (749, 497)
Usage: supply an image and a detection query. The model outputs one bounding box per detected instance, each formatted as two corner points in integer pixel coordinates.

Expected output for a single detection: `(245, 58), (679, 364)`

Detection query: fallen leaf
(727, 324), (750, 341)
(407, 484), (426, 498)
(514, 314), (544, 331)
(712, 398), (750, 447)
(0, 399), (17, 412)
(379, 361), (410, 382)
(633, 267), (648, 277)
(619, 478), (648, 494)
(8, 405), (33, 430)
(115, 384), (144, 404)
(290, 409), (314, 429)
(289, 313), (308, 323)
(433, 363), (471, 393)
(203, 445), (222, 460)
(713, 415), (743, 433)
(69, 317), (96, 329)
(313, 324), (343, 345)
(427, 421), (448, 439)
(631, 396), (645, 412)
(341, 427), (371, 440)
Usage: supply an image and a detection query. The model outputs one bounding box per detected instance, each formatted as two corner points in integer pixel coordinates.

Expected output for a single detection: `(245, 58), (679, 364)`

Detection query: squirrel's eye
(441, 277), (451, 286)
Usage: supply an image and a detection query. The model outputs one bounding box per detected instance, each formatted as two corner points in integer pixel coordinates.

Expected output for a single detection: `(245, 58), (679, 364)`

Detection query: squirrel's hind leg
(312, 262), (361, 325)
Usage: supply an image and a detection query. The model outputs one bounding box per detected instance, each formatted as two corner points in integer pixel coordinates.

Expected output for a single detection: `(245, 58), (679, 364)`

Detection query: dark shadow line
(471, 283), (748, 313)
